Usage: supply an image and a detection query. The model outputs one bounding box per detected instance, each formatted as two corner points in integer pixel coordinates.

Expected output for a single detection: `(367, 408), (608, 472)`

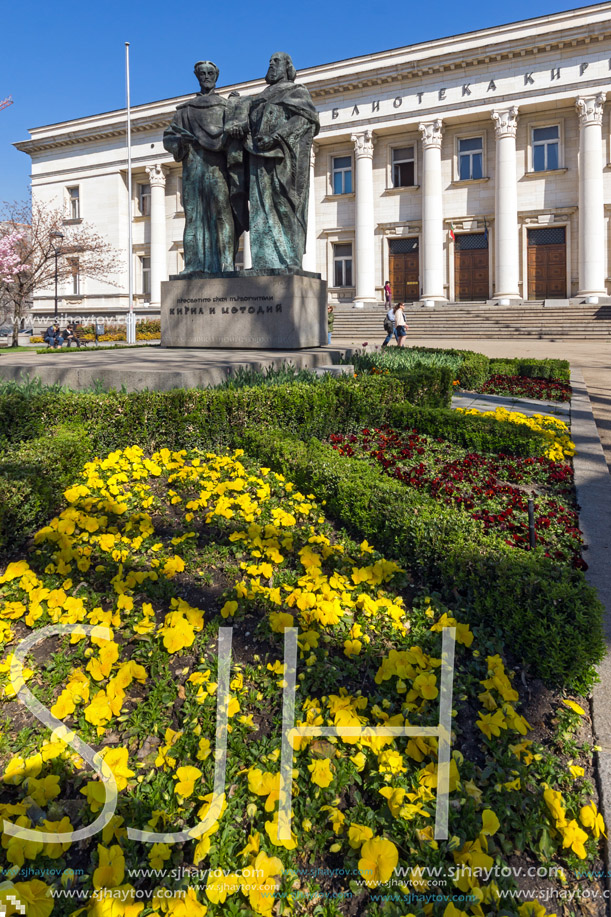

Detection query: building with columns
(15, 2), (611, 319)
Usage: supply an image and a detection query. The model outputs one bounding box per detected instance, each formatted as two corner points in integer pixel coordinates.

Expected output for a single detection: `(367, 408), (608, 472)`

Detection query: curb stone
(571, 368), (611, 905)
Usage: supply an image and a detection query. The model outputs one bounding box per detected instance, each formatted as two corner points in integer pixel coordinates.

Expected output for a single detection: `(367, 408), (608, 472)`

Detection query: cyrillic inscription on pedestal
(161, 273), (327, 349)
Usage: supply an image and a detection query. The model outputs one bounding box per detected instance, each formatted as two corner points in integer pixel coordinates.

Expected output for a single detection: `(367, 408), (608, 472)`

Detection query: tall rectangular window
(532, 126), (559, 171)
(140, 256), (151, 298)
(138, 183), (151, 216)
(458, 137), (483, 180)
(392, 146), (415, 187)
(333, 243), (353, 287)
(68, 257), (80, 295)
(332, 156), (352, 195)
(67, 187), (80, 220)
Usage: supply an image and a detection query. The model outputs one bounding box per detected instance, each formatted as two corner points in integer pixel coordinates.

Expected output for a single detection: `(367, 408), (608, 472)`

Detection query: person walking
(384, 280), (392, 306)
(327, 305), (335, 345)
(393, 302), (408, 348)
(382, 304), (398, 347)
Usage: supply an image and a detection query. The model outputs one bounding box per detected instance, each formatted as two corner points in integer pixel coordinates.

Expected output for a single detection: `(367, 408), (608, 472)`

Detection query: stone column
(491, 107), (520, 303)
(302, 144), (317, 272)
(576, 93), (607, 301)
(146, 164), (167, 307)
(351, 130), (376, 307)
(418, 120), (445, 303)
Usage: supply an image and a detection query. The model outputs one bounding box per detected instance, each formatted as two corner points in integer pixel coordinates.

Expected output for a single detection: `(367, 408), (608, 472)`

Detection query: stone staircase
(332, 301), (611, 340)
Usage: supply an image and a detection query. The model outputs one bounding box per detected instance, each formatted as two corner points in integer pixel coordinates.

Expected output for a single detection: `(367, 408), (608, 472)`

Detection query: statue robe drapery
(246, 81), (319, 270)
(163, 93), (247, 274)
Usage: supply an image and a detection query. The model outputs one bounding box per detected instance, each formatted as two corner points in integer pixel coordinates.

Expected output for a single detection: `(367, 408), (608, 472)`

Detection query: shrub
(0, 423), (93, 556)
(0, 368), (454, 451)
(238, 428), (604, 691)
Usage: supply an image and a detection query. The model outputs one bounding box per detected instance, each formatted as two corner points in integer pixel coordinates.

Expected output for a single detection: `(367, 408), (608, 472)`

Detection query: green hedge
(488, 357), (571, 382)
(0, 424), (93, 556)
(347, 347), (570, 388)
(238, 429), (603, 692)
(0, 369), (453, 452)
(383, 403), (550, 456)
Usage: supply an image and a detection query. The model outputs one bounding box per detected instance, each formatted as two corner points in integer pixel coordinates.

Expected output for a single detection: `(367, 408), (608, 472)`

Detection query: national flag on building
(449, 223), (456, 242)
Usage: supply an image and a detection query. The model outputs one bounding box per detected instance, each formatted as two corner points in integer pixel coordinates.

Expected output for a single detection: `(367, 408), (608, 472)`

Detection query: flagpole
(125, 41), (135, 344)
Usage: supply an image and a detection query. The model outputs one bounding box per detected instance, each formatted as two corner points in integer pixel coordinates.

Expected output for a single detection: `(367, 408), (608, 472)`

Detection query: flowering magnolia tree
(0, 201), (121, 346)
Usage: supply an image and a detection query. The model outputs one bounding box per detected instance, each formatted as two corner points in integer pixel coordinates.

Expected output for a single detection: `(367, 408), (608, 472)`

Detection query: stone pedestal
(161, 271), (327, 349)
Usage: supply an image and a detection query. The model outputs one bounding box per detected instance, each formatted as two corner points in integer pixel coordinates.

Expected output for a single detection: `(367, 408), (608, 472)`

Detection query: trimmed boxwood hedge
(237, 428), (604, 692)
(0, 368), (453, 451)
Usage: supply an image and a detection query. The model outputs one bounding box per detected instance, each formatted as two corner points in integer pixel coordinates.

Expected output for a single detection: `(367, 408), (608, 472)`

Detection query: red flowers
(329, 427), (585, 568)
(480, 375), (571, 403)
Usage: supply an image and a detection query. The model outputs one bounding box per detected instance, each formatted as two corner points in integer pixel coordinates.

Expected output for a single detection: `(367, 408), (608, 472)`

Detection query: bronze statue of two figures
(163, 53), (319, 275)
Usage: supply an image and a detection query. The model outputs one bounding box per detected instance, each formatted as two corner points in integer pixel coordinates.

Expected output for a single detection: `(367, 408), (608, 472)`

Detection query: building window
(67, 187), (80, 220)
(332, 156), (352, 195)
(140, 256), (151, 298)
(333, 243), (353, 287)
(138, 183), (151, 216)
(392, 146), (415, 187)
(67, 257), (80, 295)
(532, 126), (559, 171)
(458, 137), (483, 180)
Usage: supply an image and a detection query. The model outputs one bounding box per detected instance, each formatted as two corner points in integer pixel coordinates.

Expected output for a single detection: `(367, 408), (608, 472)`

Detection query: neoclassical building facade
(15, 2), (611, 317)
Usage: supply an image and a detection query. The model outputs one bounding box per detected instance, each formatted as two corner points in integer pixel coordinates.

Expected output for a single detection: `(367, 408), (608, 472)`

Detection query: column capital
(491, 107), (518, 138)
(576, 93), (606, 127)
(351, 130), (375, 159)
(418, 120), (443, 149)
(145, 163), (168, 187)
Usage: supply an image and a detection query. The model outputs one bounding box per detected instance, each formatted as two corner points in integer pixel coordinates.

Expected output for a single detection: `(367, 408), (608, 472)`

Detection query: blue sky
(0, 0), (593, 204)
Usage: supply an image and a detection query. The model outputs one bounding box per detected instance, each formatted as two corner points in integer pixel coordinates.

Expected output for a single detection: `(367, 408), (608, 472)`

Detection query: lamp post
(51, 231), (64, 320)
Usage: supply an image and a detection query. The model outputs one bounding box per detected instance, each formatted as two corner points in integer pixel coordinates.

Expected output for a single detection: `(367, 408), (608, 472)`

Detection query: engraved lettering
(551, 68), (561, 80)
(177, 308), (183, 315)
(524, 72), (535, 85)
(417, 92), (424, 104)
(393, 97), (402, 108)
(169, 308), (175, 315)
(371, 100), (380, 112)
(248, 306), (255, 314)
(351, 105), (360, 117)
(231, 307), (238, 314)
(240, 307), (246, 313)
(580, 62), (589, 76)
(257, 306), (265, 314)
(222, 307), (229, 314)
(332, 108), (339, 120)
(198, 307), (204, 314)
(462, 84), (471, 96)
(266, 305), (273, 313)
(276, 304), (283, 313)
(487, 80), (497, 92)
(209, 307), (215, 315)
(438, 88), (446, 100)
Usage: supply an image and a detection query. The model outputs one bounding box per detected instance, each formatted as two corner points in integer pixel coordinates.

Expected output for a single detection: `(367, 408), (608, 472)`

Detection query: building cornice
(15, 3), (611, 156)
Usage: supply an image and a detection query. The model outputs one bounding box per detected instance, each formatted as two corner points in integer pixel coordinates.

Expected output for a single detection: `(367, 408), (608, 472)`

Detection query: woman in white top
(393, 302), (408, 347)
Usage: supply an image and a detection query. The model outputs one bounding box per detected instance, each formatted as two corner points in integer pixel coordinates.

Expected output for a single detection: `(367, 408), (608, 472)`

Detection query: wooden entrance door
(454, 234), (489, 301)
(389, 238), (419, 301)
(527, 227), (566, 299)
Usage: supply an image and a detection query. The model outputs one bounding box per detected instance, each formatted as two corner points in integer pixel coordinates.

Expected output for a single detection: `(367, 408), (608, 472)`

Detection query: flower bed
(328, 426), (584, 568)
(0, 446), (605, 916)
(478, 375), (571, 403)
